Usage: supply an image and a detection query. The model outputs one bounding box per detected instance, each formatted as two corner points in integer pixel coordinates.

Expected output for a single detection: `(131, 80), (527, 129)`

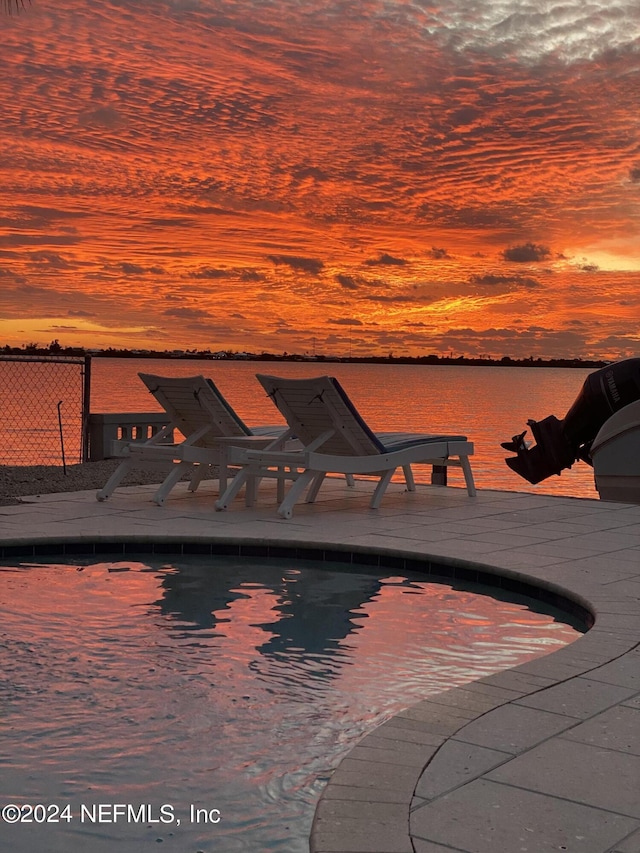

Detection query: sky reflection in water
(0, 555), (583, 852)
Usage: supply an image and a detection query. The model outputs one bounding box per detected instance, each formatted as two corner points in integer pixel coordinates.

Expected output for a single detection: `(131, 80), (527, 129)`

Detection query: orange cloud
(1, 0), (639, 359)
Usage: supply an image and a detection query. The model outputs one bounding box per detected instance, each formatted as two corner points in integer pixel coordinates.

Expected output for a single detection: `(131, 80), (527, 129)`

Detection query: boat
(501, 358), (640, 502)
(591, 399), (640, 503)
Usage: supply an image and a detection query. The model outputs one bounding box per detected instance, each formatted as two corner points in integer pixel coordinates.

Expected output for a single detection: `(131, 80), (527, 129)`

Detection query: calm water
(0, 555), (582, 853)
(1, 356), (599, 497)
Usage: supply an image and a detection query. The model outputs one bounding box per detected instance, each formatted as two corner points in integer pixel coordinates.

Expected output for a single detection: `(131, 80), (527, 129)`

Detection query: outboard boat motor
(502, 358), (640, 484)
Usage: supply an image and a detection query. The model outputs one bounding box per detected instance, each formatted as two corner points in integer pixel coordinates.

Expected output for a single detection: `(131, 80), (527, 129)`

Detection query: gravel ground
(0, 461), (174, 506)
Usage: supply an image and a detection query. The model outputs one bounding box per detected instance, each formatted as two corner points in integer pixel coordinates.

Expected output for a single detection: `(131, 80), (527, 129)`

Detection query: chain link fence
(0, 355), (91, 467)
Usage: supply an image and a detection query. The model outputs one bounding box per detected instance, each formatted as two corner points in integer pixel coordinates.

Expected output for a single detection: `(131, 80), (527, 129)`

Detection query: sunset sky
(1, 0), (639, 359)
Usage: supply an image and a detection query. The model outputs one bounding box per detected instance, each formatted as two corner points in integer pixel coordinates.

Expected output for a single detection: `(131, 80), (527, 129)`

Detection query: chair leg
(305, 472), (326, 504)
(346, 473), (355, 487)
(217, 446), (229, 495)
(402, 464), (416, 492)
(244, 470), (260, 506)
(215, 468), (251, 511)
(460, 456), (476, 497)
(370, 468), (396, 509)
(153, 460), (192, 506)
(277, 468), (288, 503)
(96, 459), (133, 501)
(188, 464), (209, 493)
(277, 470), (317, 519)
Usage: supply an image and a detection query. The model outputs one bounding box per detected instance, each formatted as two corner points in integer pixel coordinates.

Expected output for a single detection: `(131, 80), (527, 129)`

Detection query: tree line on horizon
(0, 340), (609, 369)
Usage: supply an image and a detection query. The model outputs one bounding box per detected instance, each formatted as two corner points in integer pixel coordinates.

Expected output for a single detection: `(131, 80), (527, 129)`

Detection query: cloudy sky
(1, 0), (639, 358)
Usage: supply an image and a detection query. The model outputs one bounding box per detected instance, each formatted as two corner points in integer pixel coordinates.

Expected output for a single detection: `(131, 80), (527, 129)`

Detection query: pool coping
(1, 478), (639, 852)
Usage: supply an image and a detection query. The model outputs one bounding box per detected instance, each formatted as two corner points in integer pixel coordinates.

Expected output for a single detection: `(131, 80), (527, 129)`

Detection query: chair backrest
(138, 373), (251, 444)
(256, 374), (384, 457)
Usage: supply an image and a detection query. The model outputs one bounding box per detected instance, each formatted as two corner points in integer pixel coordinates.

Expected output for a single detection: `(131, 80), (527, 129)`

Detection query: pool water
(0, 555), (583, 852)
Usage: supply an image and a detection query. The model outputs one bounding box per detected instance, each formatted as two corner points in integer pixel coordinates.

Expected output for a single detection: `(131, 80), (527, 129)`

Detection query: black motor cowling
(502, 358), (640, 484)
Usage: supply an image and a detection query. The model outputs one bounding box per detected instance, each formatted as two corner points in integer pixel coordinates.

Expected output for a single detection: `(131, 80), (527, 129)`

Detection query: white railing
(88, 413), (174, 461)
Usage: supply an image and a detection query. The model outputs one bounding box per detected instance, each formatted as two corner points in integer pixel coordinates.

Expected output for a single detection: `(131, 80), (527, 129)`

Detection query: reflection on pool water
(0, 555), (583, 852)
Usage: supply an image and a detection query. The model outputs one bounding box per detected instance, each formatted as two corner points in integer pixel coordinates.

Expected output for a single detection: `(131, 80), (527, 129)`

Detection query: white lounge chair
(215, 374), (476, 518)
(96, 373), (288, 505)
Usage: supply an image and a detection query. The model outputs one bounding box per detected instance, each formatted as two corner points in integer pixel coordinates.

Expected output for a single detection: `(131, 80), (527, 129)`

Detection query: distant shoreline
(1, 347), (608, 370)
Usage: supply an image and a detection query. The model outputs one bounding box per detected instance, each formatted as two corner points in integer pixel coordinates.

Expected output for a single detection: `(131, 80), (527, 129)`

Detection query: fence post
(81, 354), (92, 463)
(57, 400), (67, 474)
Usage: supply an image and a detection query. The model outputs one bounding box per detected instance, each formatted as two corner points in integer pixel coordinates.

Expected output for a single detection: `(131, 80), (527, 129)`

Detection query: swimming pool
(0, 553), (583, 852)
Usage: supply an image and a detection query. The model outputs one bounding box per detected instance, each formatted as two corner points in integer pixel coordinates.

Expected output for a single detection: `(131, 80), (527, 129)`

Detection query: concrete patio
(0, 475), (638, 853)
